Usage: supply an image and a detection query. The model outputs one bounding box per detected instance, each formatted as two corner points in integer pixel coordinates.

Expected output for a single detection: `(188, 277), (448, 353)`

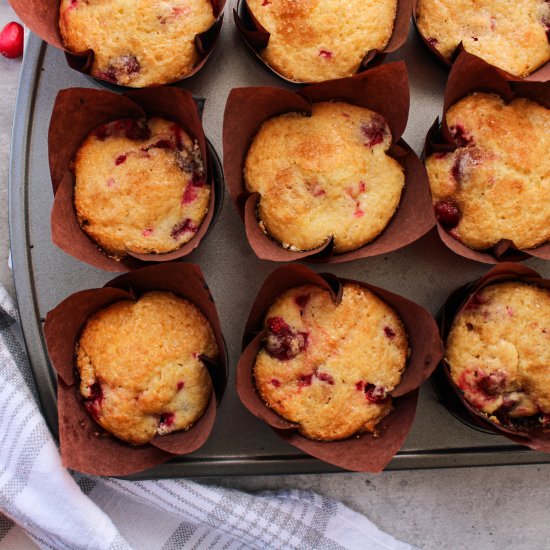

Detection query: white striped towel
(0, 285), (414, 550)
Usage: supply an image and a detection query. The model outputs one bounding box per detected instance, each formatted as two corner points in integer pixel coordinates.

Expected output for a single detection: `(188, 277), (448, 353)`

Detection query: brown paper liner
(49, 87), (223, 271)
(435, 263), (550, 452)
(234, 0), (413, 84)
(8, 0), (225, 86)
(412, 0), (550, 82)
(236, 264), (443, 472)
(44, 263), (228, 476)
(423, 52), (550, 264)
(223, 62), (435, 263)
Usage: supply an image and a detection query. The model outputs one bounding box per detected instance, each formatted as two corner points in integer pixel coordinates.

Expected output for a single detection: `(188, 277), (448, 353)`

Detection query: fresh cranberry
(319, 50), (333, 59)
(115, 154), (127, 165)
(265, 317), (308, 361)
(384, 326), (396, 339)
(271, 379), (281, 387)
(170, 218), (198, 239)
(316, 372), (334, 385)
(297, 374), (313, 387)
(159, 412), (175, 427)
(0, 22), (24, 59)
(434, 200), (460, 227)
(364, 384), (387, 404)
(449, 124), (472, 147)
(295, 294), (310, 310)
(177, 380), (185, 391)
(361, 115), (386, 147)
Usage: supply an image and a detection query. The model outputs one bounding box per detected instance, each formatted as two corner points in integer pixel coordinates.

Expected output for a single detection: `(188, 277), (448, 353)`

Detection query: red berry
(0, 22), (24, 59)
(434, 200), (460, 227)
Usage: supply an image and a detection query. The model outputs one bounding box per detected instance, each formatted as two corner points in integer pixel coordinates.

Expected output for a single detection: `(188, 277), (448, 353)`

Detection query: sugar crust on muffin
(76, 291), (218, 445)
(416, 0), (550, 78)
(426, 93), (550, 251)
(74, 117), (210, 258)
(247, 0), (397, 82)
(59, 0), (215, 86)
(253, 283), (409, 441)
(446, 282), (550, 428)
(244, 102), (405, 254)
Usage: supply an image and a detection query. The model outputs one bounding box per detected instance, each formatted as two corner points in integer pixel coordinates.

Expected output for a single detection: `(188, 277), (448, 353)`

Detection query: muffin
(59, 0), (216, 87)
(244, 102), (405, 254)
(246, 0), (397, 82)
(446, 282), (550, 429)
(416, 0), (550, 78)
(74, 117), (210, 258)
(253, 283), (409, 440)
(425, 93), (550, 251)
(76, 291), (218, 445)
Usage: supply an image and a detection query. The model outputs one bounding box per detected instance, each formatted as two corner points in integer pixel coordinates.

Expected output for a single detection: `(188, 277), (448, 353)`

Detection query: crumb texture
(416, 0), (550, 77)
(248, 0), (397, 82)
(254, 283), (408, 440)
(447, 283), (550, 425)
(59, 0), (215, 86)
(74, 117), (210, 257)
(426, 93), (550, 251)
(244, 102), (404, 253)
(76, 291), (218, 445)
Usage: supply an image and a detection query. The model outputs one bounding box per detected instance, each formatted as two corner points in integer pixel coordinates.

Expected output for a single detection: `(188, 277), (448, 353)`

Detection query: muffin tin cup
(9, 0), (226, 87)
(223, 62), (435, 264)
(436, 263), (550, 452)
(412, 0), (550, 82)
(48, 87), (224, 272)
(236, 264), (443, 473)
(43, 263), (228, 476)
(234, 0), (413, 85)
(423, 52), (550, 264)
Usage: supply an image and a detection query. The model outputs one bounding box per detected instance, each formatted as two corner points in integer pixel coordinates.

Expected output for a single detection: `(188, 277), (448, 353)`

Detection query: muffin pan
(9, 20), (550, 477)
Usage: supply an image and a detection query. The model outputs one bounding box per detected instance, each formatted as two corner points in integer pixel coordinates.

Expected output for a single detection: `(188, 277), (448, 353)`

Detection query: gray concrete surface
(1, 1), (550, 549)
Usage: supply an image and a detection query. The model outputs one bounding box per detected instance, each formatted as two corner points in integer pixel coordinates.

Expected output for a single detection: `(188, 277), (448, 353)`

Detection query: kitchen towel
(0, 285), (413, 550)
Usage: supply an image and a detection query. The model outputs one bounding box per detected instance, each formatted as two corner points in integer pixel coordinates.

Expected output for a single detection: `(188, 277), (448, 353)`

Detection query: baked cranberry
(149, 139), (175, 150)
(159, 412), (175, 427)
(354, 205), (365, 218)
(181, 185), (198, 205)
(123, 119), (151, 141)
(316, 372), (334, 385)
(265, 317), (308, 361)
(297, 374), (313, 387)
(295, 294), (310, 310)
(83, 381), (103, 418)
(384, 326), (396, 339)
(434, 200), (460, 227)
(466, 292), (490, 309)
(177, 380), (185, 391)
(271, 379), (281, 387)
(319, 50), (333, 59)
(106, 177), (115, 188)
(364, 383), (387, 404)
(142, 227), (153, 237)
(426, 37), (438, 47)
(98, 55), (140, 84)
(170, 124), (185, 150)
(115, 154), (127, 165)
(361, 115), (386, 147)
(449, 124), (472, 147)
(477, 371), (506, 396)
(170, 218), (198, 239)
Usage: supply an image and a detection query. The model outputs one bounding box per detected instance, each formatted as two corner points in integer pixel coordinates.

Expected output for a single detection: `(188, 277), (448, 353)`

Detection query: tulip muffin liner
(412, 0), (550, 82)
(8, 0), (225, 87)
(236, 264), (443, 472)
(234, 0), (413, 84)
(436, 263), (550, 452)
(223, 62), (435, 263)
(49, 86), (224, 272)
(423, 52), (550, 264)
(43, 263), (228, 476)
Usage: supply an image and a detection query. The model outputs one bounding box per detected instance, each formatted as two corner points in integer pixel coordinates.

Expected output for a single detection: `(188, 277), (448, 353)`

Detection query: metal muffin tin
(9, 18), (550, 477)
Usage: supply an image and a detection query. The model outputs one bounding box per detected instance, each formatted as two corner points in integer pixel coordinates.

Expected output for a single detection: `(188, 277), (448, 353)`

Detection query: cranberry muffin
(416, 0), (550, 78)
(253, 283), (409, 440)
(76, 291), (218, 445)
(425, 93), (550, 251)
(59, 0), (215, 86)
(247, 0), (397, 82)
(446, 282), (550, 428)
(244, 102), (404, 253)
(74, 117), (210, 258)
